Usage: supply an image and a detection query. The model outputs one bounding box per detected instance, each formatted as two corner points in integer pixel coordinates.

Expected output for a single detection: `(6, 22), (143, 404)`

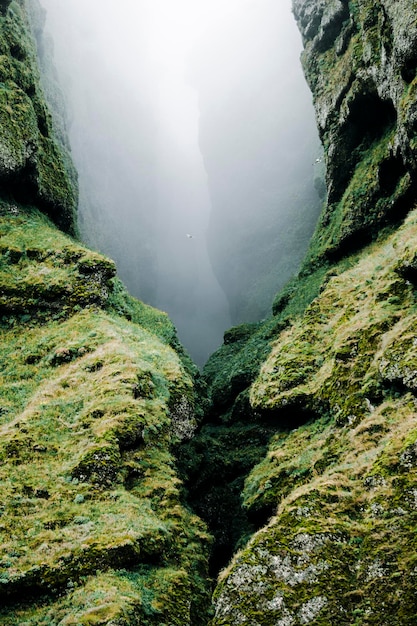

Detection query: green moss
(212, 385), (417, 623)
(0, 0), (77, 234)
(2, 0), (417, 623)
(0, 200), (211, 623)
(0, 303), (212, 620)
(210, 207), (417, 624)
(295, 0), (417, 276)
(307, 128), (407, 264)
(0, 83), (38, 172)
(0, 204), (116, 322)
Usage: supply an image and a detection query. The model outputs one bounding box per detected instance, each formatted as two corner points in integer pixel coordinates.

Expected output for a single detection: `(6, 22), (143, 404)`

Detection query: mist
(38, 0), (321, 366)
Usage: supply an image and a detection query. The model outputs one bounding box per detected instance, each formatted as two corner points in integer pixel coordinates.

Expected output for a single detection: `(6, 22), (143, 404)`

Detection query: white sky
(41, 0), (299, 151)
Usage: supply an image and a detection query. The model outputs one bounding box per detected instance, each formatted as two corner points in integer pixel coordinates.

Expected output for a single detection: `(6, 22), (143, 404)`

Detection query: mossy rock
(210, 207), (417, 624)
(0, 200), (211, 622)
(71, 445), (123, 488)
(0, 84), (38, 177)
(0, 0), (77, 233)
(293, 0), (417, 269)
(213, 388), (417, 623)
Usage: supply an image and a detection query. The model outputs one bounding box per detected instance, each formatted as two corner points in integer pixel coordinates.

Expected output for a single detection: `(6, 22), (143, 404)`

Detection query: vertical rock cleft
(204, 1), (417, 624)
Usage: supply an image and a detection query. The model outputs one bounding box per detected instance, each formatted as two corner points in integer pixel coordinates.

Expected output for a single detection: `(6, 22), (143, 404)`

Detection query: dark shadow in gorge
(177, 403), (316, 576)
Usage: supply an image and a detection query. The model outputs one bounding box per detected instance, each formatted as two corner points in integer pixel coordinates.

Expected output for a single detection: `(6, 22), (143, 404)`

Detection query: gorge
(38, 0), (321, 365)
(1, 0), (417, 624)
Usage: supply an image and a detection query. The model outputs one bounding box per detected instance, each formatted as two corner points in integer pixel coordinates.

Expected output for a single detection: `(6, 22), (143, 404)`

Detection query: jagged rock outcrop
(210, 208), (417, 624)
(0, 205), (212, 624)
(0, 0), (76, 234)
(295, 0), (417, 262)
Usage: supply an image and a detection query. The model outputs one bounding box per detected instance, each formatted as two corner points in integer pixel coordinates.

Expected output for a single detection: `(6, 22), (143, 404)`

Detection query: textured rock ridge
(210, 208), (417, 624)
(295, 0), (417, 262)
(0, 0), (77, 234)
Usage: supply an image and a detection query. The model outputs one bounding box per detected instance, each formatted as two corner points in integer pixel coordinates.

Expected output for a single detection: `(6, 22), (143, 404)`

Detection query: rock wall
(209, 207), (417, 625)
(295, 0), (417, 263)
(182, 1), (417, 623)
(0, 2), (211, 623)
(0, 0), (76, 234)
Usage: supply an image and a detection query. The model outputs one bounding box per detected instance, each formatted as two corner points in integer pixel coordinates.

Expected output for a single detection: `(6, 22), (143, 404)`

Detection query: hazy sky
(39, 0), (316, 365)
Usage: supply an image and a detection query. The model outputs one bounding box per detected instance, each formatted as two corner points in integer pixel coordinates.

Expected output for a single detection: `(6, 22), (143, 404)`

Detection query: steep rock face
(211, 209), (417, 624)
(0, 205), (211, 625)
(185, 1), (417, 623)
(0, 0), (76, 234)
(0, 2), (211, 624)
(4, 0), (417, 623)
(295, 0), (417, 262)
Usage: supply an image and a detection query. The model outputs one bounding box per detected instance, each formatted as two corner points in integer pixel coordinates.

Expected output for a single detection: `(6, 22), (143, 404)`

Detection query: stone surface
(210, 205), (417, 626)
(200, 1), (417, 623)
(294, 0), (417, 262)
(0, 0), (77, 234)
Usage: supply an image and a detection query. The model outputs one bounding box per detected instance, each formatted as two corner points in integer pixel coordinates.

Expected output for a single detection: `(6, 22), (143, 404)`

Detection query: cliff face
(202, 0), (417, 623)
(295, 0), (417, 263)
(0, 2), (211, 624)
(210, 211), (417, 623)
(0, 0), (76, 234)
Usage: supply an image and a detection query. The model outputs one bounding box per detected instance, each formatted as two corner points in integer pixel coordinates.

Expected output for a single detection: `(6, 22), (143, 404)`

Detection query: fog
(39, 0), (320, 366)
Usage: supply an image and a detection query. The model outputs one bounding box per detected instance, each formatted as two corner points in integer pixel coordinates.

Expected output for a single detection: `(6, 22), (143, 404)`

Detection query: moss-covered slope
(211, 208), (417, 624)
(0, 205), (211, 624)
(0, 195), (211, 624)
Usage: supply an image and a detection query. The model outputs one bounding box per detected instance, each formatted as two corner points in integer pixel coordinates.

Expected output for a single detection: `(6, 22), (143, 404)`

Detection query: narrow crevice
(401, 58), (417, 83)
(177, 403), (317, 577)
(378, 153), (407, 196)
